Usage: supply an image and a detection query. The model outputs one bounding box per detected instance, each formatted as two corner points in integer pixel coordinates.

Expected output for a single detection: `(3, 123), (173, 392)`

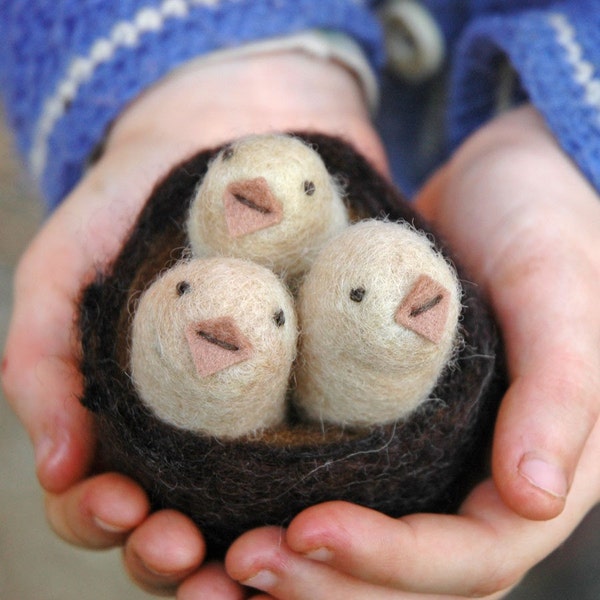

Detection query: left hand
(221, 105), (600, 599)
(1, 50), (388, 598)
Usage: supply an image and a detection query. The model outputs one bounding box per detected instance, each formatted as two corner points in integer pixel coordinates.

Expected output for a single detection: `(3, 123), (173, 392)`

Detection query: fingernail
(142, 564), (176, 577)
(518, 455), (568, 498)
(35, 433), (56, 469)
(135, 553), (181, 578)
(242, 569), (278, 591)
(93, 516), (130, 534)
(35, 427), (69, 475)
(305, 547), (334, 562)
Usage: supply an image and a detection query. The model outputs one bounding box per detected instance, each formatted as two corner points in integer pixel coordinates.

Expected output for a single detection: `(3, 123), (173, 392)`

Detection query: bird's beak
(223, 177), (283, 237)
(185, 317), (253, 376)
(395, 274), (450, 344)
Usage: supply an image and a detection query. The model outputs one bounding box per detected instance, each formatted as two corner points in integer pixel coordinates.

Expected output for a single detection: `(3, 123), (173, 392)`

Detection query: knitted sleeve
(0, 0), (384, 208)
(445, 0), (600, 193)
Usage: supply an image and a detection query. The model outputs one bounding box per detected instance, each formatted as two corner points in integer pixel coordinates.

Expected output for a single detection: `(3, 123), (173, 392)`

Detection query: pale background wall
(0, 113), (598, 600)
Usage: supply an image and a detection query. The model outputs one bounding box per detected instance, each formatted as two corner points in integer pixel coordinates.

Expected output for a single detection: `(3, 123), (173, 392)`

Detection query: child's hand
(222, 105), (600, 599)
(417, 105), (600, 524)
(224, 458), (600, 599)
(2, 111), (223, 597)
(1, 51), (387, 597)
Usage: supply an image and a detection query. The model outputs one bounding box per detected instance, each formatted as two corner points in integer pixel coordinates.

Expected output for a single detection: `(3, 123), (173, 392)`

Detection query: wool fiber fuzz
(186, 134), (349, 283)
(130, 257), (297, 438)
(295, 220), (461, 427)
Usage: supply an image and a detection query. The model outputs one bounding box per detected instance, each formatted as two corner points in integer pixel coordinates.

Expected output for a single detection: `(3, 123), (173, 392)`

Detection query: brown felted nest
(79, 133), (506, 558)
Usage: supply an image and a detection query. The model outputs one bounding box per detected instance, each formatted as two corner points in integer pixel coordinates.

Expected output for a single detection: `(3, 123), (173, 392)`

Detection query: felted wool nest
(79, 133), (506, 559)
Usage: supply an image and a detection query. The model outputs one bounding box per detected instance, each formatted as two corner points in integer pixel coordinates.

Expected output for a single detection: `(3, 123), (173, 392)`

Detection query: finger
(227, 526), (513, 600)
(1, 210), (102, 492)
(45, 472), (150, 548)
(2, 353), (95, 493)
(226, 527), (407, 600)
(124, 509), (206, 596)
(3, 186), (156, 491)
(284, 482), (593, 599)
(176, 562), (247, 600)
(1, 137), (172, 493)
(488, 228), (600, 519)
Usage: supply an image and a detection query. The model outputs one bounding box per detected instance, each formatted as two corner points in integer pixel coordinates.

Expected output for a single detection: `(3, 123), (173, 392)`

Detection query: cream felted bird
(186, 133), (349, 285)
(130, 257), (297, 438)
(295, 219), (462, 428)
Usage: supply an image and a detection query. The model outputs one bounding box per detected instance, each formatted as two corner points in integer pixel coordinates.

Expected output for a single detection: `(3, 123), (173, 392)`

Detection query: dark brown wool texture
(79, 133), (507, 558)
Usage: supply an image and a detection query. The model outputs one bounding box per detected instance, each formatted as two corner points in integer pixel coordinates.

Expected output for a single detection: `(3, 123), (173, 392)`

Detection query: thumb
(2, 241), (95, 492)
(488, 229), (599, 520)
(415, 107), (600, 520)
(2, 127), (185, 492)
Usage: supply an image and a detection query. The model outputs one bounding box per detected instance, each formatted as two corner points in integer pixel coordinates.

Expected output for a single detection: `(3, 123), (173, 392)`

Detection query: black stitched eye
(222, 146), (234, 160)
(273, 309), (285, 327)
(303, 180), (315, 196)
(349, 287), (366, 303)
(176, 280), (191, 296)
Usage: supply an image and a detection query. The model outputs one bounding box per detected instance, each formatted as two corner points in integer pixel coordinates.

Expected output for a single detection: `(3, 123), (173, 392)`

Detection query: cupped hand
(416, 105), (600, 523)
(1, 50), (387, 597)
(223, 105), (600, 599)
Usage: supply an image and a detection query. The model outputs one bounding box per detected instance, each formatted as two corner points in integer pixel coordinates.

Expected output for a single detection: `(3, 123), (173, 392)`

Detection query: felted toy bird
(130, 257), (297, 439)
(186, 133), (349, 284)
(295, 219), (461, 428)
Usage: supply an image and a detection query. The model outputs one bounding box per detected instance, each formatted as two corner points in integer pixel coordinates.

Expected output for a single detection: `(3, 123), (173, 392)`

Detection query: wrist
(417, 105), (597, 284)
(105, 49), (388, 177)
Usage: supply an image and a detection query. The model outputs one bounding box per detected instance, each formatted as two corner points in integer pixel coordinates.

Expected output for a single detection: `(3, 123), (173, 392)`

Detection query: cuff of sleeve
(448, 4), (600, 193)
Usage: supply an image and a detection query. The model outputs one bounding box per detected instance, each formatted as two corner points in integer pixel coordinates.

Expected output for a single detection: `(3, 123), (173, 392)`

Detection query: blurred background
(0, 112), (599, 600)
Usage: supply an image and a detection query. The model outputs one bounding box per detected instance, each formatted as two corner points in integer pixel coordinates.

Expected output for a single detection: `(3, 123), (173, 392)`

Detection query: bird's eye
(349, 287), (366, 303)
(176, 280), (191, 296)
(303, 180), (316, 196)
(222, 146), (234, 161)
(273, 309), (286, 327)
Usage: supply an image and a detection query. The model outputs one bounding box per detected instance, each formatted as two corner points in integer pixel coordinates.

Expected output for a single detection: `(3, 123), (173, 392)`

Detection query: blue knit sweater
(1, 0), (599, 207)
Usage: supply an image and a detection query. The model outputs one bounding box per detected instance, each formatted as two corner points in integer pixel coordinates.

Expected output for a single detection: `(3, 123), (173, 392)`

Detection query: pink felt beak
(185, 317), (253, 377)
(223, 177), (284, 238)
(395, 274), (451, 344)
